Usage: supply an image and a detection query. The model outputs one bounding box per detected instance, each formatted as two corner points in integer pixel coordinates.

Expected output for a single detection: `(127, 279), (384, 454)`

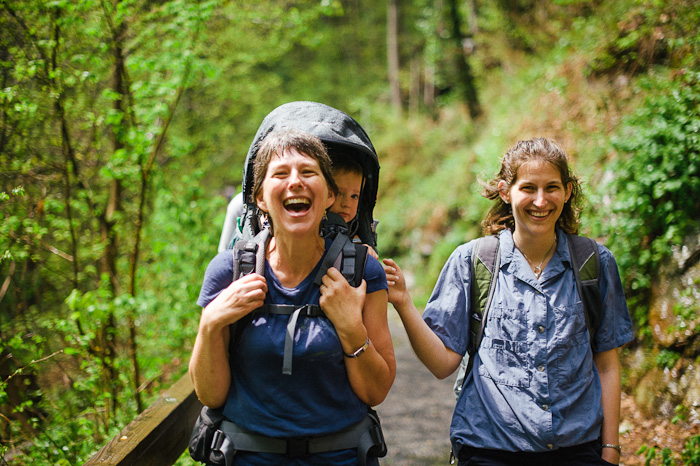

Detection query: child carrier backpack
(452, 233), (603, 398)
(225, 101), (381, 374)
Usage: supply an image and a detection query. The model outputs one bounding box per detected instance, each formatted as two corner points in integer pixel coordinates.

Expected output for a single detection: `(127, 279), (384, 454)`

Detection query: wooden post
(84, 374), (203, 466)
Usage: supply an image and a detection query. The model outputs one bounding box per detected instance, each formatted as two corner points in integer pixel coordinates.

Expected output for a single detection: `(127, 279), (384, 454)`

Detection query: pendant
(533, 266), (542, 276)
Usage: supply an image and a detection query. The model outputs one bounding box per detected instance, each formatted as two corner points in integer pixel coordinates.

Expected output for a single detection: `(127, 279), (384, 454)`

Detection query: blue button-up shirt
(423, 229), (633, 453)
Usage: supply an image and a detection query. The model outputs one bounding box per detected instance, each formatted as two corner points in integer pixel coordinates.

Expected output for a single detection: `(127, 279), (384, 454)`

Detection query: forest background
(1, 0), (700, 464)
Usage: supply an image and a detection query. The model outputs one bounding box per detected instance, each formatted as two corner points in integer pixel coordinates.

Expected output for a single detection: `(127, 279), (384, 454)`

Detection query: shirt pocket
(478, 335), (531, 388)
(553, 303), (593, 387)
(489, 306), (529, 341)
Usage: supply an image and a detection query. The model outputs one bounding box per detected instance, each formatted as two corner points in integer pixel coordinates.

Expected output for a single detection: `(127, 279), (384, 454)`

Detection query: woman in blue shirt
(190, 129), (395, 465)
(383, 138), (633, 465)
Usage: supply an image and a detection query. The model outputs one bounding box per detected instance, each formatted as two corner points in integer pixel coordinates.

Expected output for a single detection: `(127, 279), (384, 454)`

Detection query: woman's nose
(288, 169), (302, 187)
(533, 190), (547, 207)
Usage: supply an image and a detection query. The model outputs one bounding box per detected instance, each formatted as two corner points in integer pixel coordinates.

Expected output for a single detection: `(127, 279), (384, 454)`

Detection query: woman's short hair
(251, 129), (338, 207)
(480, 137), (582, 235)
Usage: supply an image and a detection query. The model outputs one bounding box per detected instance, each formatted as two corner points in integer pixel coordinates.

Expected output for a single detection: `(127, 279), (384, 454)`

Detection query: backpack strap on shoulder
(466, 235), (501, 375)
(229, 228), (270, 355)
(566, 234), (603, 346)
(232, 228), (270, 281)
(314, 233), (368, 288)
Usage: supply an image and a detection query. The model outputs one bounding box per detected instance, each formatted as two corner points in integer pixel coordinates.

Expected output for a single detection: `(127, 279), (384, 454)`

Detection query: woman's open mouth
(283, 197), (311, 213)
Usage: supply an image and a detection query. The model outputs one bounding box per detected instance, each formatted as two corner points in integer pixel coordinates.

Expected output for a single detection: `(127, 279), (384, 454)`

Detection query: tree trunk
(448, 0), (482, 119)
(387, 0), (402, 116)
(465, 0), (479, 35)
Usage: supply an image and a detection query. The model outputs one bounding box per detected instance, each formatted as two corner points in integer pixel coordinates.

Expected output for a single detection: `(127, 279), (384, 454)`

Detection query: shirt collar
(497, 228), (573, 280)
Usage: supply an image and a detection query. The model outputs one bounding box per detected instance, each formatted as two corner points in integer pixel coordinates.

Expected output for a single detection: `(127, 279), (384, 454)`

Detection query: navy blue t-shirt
(196, 239), (387, 466)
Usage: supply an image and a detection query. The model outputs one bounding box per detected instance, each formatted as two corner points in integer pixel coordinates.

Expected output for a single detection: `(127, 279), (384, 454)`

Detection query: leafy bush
(599, 70), (700, 324)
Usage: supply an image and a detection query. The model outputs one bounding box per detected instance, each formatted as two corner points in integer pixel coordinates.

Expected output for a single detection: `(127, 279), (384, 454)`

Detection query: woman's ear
(498, 180), (510, 204)
(256, 192), (267, 213)
(565, 182), (573, 202)
(325, 190), (336, 210)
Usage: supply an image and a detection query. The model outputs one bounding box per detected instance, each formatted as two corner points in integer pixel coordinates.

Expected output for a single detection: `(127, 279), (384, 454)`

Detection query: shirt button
(547, 444), (554, 450)
(538, 365), (545, 372)
(542, 404), (549, 411)
(538, 325), (545, 333)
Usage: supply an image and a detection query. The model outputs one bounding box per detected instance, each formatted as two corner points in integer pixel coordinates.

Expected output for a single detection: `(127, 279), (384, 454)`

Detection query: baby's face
(330, 170), (362, 223)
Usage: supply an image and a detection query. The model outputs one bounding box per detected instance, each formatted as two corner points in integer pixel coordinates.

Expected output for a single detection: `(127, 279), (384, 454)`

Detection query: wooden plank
(84, 374), (203, 466)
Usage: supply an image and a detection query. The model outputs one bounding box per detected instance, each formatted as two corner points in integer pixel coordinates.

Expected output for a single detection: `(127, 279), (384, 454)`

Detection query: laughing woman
(383, 138), (633, 466)
(190, 129), (395, 466)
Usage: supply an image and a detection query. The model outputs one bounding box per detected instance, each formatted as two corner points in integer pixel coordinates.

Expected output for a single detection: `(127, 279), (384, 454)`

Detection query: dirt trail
(377, 316), (456, 466)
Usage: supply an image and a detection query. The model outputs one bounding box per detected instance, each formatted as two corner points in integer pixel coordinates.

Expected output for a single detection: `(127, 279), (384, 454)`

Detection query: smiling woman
(382, 138), (634, 466)
(189, 126), (395, 466)
(251, 131), (337, 241)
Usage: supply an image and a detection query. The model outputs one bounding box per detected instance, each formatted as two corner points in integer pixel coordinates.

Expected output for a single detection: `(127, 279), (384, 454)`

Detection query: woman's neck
(512, 230), (558, 264)
(266, 232), (325, 288)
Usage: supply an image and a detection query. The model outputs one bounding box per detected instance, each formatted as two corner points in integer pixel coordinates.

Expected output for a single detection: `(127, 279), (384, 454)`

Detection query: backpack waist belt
(212, 414), (380, 463)
(256, 304), (325, 376)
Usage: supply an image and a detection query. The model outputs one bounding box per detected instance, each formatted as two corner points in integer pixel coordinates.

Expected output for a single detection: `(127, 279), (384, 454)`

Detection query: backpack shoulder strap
(232, 228), (270, 281)
(466, 235), (501, 372)
(566, 234), (603, 345)
(313, 233), (368, 288)
(229, 228), (270, 352)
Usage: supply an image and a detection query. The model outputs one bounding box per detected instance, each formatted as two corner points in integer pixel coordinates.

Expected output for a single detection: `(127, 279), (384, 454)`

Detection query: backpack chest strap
(256, 304), (325, 376)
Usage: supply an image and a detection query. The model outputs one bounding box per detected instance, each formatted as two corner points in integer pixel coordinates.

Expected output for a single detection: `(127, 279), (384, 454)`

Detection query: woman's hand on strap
(319, 267), (366, 337)
(200, 273), (268, 332)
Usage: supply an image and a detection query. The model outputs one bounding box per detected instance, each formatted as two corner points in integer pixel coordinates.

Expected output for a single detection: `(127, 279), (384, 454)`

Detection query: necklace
(516, 237), (557, 279)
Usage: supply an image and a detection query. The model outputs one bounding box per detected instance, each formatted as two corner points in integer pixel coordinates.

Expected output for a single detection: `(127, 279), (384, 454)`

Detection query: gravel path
(377, 315), (456, 466)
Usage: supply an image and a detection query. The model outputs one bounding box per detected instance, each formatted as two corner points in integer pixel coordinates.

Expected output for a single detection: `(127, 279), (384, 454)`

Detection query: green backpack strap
(454, 235), (501, 397)
(566, 234), (603, 346)
(467, 235), (501, 368)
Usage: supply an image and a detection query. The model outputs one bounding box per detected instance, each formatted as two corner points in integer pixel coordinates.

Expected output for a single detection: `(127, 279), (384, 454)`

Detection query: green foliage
(598, 70), (700, 324)
(656, 348), (681, 369)
(638, 444), (676, 466)
(588, 0), (700, 76)
(682, 435), (700, 466)
(638, 436), (700, 466)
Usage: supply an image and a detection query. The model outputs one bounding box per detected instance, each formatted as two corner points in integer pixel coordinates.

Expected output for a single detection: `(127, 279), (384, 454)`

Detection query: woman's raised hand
(319, 267), (366, 334)
(202, 274), (268, 331)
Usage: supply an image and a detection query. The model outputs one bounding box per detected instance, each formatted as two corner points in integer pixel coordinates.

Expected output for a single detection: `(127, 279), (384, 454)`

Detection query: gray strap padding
(283, 307), (302, 375)
(217, 416), (373, 455)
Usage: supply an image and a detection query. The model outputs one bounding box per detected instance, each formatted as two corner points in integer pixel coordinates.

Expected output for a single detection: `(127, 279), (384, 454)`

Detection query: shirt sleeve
(422, 242), (474, 357)
(364, 253), (388, 294)
(196, 251), (234, 308)
(592, 244), (634, 352)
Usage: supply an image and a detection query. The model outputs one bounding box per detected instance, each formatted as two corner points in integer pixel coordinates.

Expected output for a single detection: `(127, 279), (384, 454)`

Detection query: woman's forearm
(594, 348), (622, 465)
(343, 291), (396, 406)
(189, 319), (231, 409)
(393, 296), (462, 379)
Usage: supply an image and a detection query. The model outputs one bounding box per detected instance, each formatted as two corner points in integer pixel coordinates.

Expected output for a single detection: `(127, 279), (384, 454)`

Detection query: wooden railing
(84, 374), (202, 465)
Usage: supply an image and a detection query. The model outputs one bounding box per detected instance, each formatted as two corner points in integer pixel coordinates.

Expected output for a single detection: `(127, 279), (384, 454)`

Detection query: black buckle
(286, 438), (310, 458)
